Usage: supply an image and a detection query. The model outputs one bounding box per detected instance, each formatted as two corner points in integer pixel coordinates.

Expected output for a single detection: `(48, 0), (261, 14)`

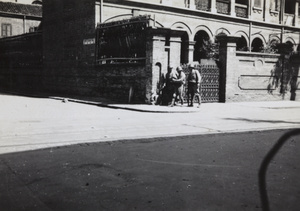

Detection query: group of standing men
(159, 63), (201, 107)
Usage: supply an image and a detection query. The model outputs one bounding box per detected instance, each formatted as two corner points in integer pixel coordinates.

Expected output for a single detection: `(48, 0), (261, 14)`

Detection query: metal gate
(183, 64), (220, 103)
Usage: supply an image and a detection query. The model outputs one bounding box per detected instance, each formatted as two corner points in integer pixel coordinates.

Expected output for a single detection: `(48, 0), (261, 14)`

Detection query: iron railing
(182, 64), (220, 103)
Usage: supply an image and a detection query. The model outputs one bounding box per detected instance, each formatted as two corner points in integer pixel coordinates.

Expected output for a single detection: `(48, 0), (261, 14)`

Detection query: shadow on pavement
(224, 117), (300, 125)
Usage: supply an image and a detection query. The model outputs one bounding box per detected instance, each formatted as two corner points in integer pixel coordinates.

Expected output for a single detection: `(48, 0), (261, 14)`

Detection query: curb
(50, 97), (202, 113)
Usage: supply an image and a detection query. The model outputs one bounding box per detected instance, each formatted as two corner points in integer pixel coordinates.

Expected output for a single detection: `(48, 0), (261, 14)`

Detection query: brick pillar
(217, 35), (239, 102)
(169, 36), (182, 69)
(145, 29), (168, 104)
(188, 41), (196, 63)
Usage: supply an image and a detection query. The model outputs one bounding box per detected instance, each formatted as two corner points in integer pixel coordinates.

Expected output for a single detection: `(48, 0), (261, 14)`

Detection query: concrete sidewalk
(50, 96), (202, 113)
(1, 94), (300, 154)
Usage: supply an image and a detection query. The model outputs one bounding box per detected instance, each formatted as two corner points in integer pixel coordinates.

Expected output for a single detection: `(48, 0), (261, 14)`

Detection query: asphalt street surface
(0, 129), (299, 211)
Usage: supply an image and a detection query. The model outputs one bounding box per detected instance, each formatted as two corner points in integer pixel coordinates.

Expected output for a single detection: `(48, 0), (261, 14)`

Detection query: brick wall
(43, 0), (97, 96)
(233, 52), (284, 101)
(42, 2), (184, 103)
(0, 32), (42, 92)
(95, 64), (147, 103)
(43, 0), (151, 102)
(219, 35), (300, 102)
(233, 52), (299, 102)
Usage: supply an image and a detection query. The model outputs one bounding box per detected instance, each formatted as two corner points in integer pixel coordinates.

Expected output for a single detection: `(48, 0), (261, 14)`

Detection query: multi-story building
(95, 0), (300, 61)
(0, 1), (42, 38)
(41, 0), (300, 102)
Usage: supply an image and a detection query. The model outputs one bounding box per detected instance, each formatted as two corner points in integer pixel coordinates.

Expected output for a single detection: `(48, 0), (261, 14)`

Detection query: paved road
(0, 94), (300, 210)
(0, 130), (299, 211)
(1, 94), (300, 154)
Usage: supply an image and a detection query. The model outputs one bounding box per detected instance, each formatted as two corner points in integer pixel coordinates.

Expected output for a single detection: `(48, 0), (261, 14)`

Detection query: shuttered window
(1, 24), (12, 37)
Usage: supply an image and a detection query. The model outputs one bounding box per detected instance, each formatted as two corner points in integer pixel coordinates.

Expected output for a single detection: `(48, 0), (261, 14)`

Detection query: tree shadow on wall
(289, 54), (300, 100)
(268, 53), (300, 100)
(268, 59), (281, 95)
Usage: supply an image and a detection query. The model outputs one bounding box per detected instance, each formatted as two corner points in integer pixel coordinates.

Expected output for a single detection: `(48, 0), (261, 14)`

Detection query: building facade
(42, 0), (300, 103)
(0, 1), (42, 38)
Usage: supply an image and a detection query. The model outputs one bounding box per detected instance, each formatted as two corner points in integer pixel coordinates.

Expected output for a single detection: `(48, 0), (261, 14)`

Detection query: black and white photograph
(0, 0), (300, 210)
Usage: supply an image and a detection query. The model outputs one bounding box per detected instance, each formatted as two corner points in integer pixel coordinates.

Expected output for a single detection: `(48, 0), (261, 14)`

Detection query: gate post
(145, 28), (169, 103)
(169, 30), (185, 68)
(217, 35), (239, 102)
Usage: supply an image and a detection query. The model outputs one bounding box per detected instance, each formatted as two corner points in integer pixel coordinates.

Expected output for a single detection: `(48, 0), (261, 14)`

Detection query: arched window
(268, 39), (279, 53)
(251, 38), (264, 52)
(286, 41), (294, 52)
(32, 0), (42, 5)
(236, 36), (248, 51)
(193, 31), (210, 61)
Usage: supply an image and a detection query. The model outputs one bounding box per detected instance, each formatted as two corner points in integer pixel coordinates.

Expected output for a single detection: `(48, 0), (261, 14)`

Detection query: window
(195, 0), (211, 11)
(236, 0), (247, 5)
(270, 0), (280, 11)
(254, 0), (261, 8)
(251, 37), (264, 52)
(235, 0), (248, 18)
(236, 36), (248, 51)
(285, 0), (295, 14)
(29, 27), (38, 33)
(216, 0), (230, 15)
(1, 24), (12, 37)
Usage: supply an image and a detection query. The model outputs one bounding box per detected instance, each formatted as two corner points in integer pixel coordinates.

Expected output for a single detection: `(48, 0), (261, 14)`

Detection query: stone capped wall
(218, 35), (300, 102)
(225, 51), (300, 102)
(233, 52), (284, 101)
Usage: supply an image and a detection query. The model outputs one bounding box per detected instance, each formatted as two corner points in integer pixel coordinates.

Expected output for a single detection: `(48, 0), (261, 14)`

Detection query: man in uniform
(161, 66), (177, 106)
(171, 66), (186, 106)
(187, 63), (201, 107)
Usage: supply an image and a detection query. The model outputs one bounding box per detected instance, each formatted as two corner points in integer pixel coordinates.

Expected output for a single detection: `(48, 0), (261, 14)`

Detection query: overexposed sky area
(2, 0), (34, 4)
